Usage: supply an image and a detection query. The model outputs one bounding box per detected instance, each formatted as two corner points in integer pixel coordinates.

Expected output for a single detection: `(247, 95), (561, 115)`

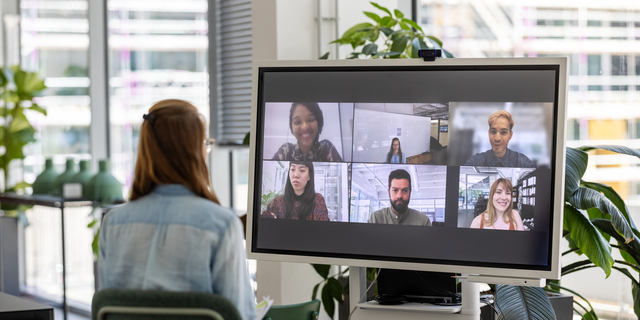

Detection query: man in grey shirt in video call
(368, 169), (432, 226)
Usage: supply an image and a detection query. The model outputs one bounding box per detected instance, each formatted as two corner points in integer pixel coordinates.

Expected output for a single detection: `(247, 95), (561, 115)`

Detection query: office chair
(91, 289), (242, 320)
(263, 299), (321, 320)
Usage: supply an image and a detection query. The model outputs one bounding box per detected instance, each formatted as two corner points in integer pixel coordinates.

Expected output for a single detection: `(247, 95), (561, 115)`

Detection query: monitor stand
(349, 267), (481, 320)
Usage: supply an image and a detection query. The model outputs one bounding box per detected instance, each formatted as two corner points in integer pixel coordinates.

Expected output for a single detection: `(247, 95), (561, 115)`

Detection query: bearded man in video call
(368, 169), (431, 226)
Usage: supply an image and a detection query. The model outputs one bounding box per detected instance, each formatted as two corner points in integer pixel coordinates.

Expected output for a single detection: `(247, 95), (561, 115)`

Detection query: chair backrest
(91, 289), (242, 320)
(263, 299), (321, 320)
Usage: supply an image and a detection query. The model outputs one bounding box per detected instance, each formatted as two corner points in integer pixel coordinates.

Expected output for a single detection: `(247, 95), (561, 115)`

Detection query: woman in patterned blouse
(261, 161), (329, 221)
(271, 102), (343, 162)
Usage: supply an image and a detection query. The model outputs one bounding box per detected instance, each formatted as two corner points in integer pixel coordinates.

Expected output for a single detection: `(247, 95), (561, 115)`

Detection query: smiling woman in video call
(464, 110), (536, 168)
(470, 178), (524, 230)
(98, 99), (255, 320)
(272, 102), (343, 162)
(261, 161), (329, 221)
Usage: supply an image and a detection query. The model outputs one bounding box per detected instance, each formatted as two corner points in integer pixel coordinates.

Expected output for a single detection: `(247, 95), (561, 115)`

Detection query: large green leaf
(582, 180), (635, 229)
(495, 284), (556, 320)
(565, 147), (588, 200)
(321, 281), (335, 319)
(379, 16), (395, 28)
(402, 18), (423, 32)
(578, 145), (640, 159)
(339, 22), (374, 41)
(363, 11), (381, 23)
(633, 280), (640, 320)
(362, 43), (378, 55)
(370, 2), (392, 16)
(591, 218), (640, 261)
(0, 67), (7, 88)
(389, 35), (410, 58)
(393, 9), (404, 19)
(28, 103), (47, 116)
(312, 264), (331, 279)
(564, 205), (613, 277)
(569, 187), (634, 243)
(426, 35), (443, 47)
(327, 277), (344, 305)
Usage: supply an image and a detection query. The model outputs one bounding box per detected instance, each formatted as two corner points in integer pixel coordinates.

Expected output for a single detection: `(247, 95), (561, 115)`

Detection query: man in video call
(368, 169), (432, 226)
(464, 110), (536, 168)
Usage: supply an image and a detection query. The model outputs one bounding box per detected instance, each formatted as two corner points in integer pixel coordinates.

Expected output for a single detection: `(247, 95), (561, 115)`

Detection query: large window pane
(107, 0), (209, 193)
(20, 0), (93, 307)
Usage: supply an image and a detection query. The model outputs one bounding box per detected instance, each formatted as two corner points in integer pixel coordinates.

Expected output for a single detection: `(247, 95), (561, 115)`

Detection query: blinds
(216, 0), (252, 143)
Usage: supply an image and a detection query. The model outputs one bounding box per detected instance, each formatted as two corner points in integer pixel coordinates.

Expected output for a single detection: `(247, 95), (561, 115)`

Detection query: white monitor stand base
(348, 267), (482, 320)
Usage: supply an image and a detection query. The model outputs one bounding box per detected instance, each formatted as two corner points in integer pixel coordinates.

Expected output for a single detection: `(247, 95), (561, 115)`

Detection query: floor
(53, 307), (90, 320)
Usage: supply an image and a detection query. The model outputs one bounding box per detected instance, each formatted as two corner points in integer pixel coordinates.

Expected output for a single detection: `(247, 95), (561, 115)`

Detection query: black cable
(413, 271), (461, 301)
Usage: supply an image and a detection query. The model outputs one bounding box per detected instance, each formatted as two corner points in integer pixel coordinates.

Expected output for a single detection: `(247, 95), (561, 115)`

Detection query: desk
(0, 193), (94, 320)
(0, 292), (53, 319)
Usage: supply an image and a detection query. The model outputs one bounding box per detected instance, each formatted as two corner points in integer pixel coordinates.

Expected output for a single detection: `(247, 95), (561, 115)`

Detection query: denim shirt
(98, 184), (256, 320)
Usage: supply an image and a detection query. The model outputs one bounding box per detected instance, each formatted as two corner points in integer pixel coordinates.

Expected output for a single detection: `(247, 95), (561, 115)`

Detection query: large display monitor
(246, 58), (567, 282)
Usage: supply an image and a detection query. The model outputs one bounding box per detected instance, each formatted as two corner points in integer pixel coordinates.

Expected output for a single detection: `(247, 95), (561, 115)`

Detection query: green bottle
(32, 158), (59, 195)
(68, 160), (92, 188)
(84, 159), (123, 202)
(51, 159), (76, 196)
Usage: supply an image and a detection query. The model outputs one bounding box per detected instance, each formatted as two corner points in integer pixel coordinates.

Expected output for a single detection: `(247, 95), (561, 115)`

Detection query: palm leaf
(495, 284), (556, 320)
(581, 180), (635, 229)
(565, 147), (588, 199)
(564, 205), (613, 277)
(591, 219), (640, 258)
(569, 187), (634, 243)
(578, 145), (640, 159)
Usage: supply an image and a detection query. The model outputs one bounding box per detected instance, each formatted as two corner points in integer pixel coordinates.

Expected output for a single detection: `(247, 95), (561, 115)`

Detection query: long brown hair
(386, 137), (403, 163)
(130, 99), (219, 204)
(482, 178), (514, 227)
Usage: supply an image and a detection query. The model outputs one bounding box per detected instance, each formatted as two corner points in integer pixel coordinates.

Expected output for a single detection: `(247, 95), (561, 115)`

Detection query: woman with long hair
(98, 99), (255, 320)
(470, 178), (524, 230)
(272, 102), (342, 161)
(261, 161), (329, 220)
(385, 137), (406, 163)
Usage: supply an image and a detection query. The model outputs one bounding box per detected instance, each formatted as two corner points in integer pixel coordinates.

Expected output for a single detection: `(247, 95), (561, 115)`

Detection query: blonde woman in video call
(470, 178), (524, 231)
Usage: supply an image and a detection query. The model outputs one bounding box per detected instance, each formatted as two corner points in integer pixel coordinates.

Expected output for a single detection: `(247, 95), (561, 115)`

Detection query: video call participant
(272, 102), (343, 162)
(464, 110), (536, 168)
(98, 100), (256, 320)
(385, 137), (406, 164)
(368, 169), (431, 226)
(470, 178), (524, 231)
(261, 161), (329, 221)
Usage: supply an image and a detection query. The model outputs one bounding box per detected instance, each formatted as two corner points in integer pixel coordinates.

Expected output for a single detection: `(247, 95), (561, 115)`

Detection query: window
(588, 55), (601, 75)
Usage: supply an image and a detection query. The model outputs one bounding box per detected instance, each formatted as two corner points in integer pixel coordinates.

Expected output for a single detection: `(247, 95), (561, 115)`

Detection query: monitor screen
(247, 58), (567, 280)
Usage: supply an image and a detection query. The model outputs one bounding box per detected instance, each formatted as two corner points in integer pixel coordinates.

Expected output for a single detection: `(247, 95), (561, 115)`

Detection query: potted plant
(0, 66), (46, 295)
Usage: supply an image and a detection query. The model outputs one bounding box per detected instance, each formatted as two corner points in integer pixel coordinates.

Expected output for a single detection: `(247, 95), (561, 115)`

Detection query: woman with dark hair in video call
(464, 110), (536, 168)
(385, 137), (406, 164)
(272, 102), (343, 162)
(470, 178), (524, 230)
(261, 161), (329, 220)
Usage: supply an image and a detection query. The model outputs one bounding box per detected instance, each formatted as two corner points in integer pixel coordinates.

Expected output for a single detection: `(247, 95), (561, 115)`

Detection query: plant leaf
(362, 43), (378, 55)
(401, 18), (423, 32)
(398, 21), (410, 30)
(312, 283), (320, 300)
(321, 282), (335, 319)
(578, 145), (640, 159)
(363, 11), (381, 23)
(389, 35), (410, 58)
(370, 2), (391, 16)
(569, 187), (634, 243)
(380, 27), (393, 37)
(426, 35), (443, 47)
(379, 16), (394, 28)
(591, 218), (640, 259)
(312, 264), (331, 279)
(581, 180), (635, 229)
(633, 280), (640, 320)
(339, 22), (374, 40)
(327, 277), (344, 305)
(564, 205), (613, 277)
(565, 147), (588, 200)
(319, 52), (330, 60)
(393, 9), (404, 19)
(28, 103), (47, 116)
(495, 284), (556, 320)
